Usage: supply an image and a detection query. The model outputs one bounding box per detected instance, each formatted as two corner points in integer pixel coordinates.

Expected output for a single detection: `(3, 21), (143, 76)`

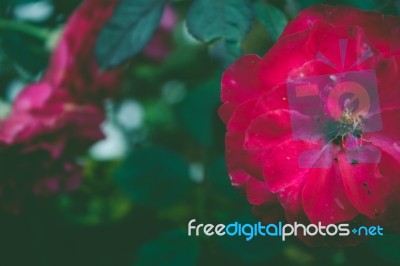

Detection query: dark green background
(0, 0), (399, 265)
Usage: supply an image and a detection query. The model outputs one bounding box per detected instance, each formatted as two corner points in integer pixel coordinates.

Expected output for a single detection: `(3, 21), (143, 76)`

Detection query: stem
(0, 18), (50, 40)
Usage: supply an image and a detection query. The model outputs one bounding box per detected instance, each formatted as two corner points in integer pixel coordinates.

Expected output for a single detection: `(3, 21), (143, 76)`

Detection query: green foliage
(214, 211), (284, 263)
(3, 0), (41, 4)
(337, 0), (379, 10)
(57, 160), (132, 225)
(135, 230), (200, 266)
(96, 0), (167, 68)
(144, 100), (177, 133)
(186, 0), (253, 43)
(186, 0), (253, 65)
(0, 32), (48, 74)
(209, 39), (243, 67)
(207, 157), (242, 200)
(115, 146), (193, 209)
(177, 77), (220, 148)
(254, 2), (288, 42)
(217, 230), (283, 263)
(368, 235), (400, 263)
(296, 0), (329, 8)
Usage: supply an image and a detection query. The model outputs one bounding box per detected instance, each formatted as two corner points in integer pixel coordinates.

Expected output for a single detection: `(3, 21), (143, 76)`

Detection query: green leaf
(186, 0), (253, 43)
(368, 235), (400, 263)
(337, 0), (379, 10)
(177, 78), (220, 148)
(296, 0), (325, 9)
(135, 230), (200, 266)
(209, 39), (242, 68)
(395, 2), (400, 15)
(115, 147), (193, 209)
(186, 0), (252, 65)
(96, 0), (166, 69)
(0, 32), (48, 74)
(254, 2), (288, 42)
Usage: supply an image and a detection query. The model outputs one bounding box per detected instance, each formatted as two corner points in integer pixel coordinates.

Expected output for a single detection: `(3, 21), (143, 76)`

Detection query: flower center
(324, 107), (364, 146)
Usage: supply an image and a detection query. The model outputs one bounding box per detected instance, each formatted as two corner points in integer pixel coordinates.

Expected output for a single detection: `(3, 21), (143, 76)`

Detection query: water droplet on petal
(335, 198), (345, 210)
(393, 142), (400, 153)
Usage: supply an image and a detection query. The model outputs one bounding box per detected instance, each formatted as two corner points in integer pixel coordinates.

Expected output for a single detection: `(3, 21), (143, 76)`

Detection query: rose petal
(281, 5), (391, 56)
(302, 162), (358, 225)
(220, 54), (264, 123)
(245, 178), (276, 206)
(263, 139), (327, 192)
(259, 27), (322, 89)
(244, 109), (320, 151)
(338, 152), (389, 219)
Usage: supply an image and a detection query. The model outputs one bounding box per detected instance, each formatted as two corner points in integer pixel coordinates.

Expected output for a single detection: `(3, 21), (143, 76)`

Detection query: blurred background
(0, 0), (400, 265)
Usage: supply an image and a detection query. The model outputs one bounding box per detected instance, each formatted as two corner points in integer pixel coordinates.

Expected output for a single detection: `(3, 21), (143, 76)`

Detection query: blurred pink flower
(0, 82), (104, 210)
(0, 0), (177, 210)
(0, 0), (119, 209)
(44, 0), (123, 103)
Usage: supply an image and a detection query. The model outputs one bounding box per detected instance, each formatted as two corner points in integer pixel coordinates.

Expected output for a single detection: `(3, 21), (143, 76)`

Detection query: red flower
(0, 82), (104, 149)
(45, 1), (177, 103)
(0, 82), (104, 210)
(0, 0), (119, 209)
(219, 5), (400, 243)
(44, 0), (122, 103)
(0, 0), (177, 210)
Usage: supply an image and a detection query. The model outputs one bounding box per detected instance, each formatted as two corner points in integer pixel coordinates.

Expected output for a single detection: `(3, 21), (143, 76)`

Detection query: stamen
(324, 107), (364, 147)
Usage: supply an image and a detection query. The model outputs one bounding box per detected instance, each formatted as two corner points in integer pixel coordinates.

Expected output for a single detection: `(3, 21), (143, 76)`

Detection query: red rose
(44, 0), (122, 103)
(0, 82), (104, 149)
(45, 1), (177, 103)
(219, 4), (400, 244)
(0, 82), (104, 210)
(0, 0), (121, 209)
(0, 0), (175, 209)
